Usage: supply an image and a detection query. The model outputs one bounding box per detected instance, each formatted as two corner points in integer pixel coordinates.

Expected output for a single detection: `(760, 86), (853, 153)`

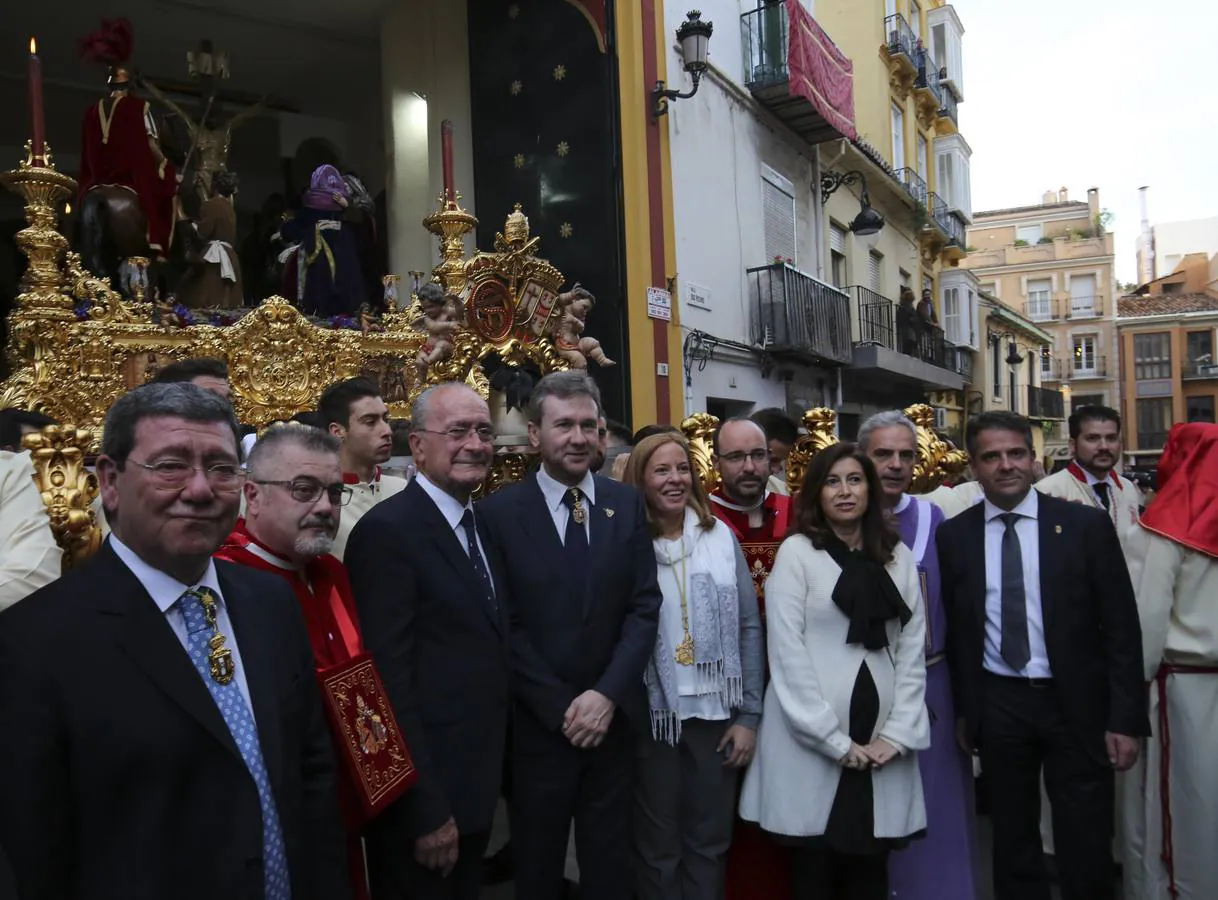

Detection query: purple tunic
(887, 496), (980, 900)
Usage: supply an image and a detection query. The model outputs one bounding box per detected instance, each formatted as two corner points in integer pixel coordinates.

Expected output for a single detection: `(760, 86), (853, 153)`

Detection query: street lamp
(652, 11), (714, 118)
(820, 170), (885, 237)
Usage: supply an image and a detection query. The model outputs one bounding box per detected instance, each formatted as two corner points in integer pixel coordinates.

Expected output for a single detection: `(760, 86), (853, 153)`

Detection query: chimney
(1087, 187), (1100, 223)
(1058, 186), (1069, 203)
(1137, 186), (1155, 285)
(1042, 190), (1056, 205)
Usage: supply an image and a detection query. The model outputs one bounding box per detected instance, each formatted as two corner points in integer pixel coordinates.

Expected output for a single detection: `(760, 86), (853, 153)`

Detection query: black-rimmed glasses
(253, 479), (353, 506)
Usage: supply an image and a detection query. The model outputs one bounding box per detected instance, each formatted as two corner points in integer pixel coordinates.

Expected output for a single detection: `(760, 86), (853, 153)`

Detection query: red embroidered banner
(785, 0), (857, 141)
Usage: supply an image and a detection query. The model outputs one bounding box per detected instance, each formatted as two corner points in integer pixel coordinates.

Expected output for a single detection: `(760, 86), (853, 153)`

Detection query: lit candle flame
(65, 203), (72, 215)
(30, 37), (37, 55)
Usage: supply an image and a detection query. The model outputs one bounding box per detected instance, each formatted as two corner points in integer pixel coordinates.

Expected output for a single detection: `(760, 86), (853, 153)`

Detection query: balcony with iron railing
(747, 262), (853, 365)
(915, 46), (944, 108)
(1023, 297), (1064, 323)
(1027, 384), (1066, 420)
(884, 14), (918, 70)
(938, 89), (959, 129)
(892, 167), (929, 206)
(945, 343), (974, 381)
(741, 3), (856, 146)
(845, 286), (967, 390)
(1183, 359), (1218, 379)
(928, 192), (966, 247)
(1056, 356), (1109, 380)
(1065, 295), (1103, 320)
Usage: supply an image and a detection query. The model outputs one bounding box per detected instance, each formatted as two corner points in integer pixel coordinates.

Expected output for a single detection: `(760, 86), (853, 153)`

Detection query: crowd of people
(0, 363), (1214, 900)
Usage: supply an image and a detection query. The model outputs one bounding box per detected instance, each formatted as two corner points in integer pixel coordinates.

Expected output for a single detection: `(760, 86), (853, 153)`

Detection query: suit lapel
(97, 545), (242, 761)
(584, 477), (617, 616)
(961, 505), (989, 635)
(220, 565), (284, 789)
(516, 474), (564, 556)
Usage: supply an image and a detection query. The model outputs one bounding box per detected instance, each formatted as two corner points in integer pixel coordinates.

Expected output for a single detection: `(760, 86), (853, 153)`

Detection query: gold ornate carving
(785, 407), (839, 496)
(681, 413), (720, 495)
(904, 403), (968, 493)
(22, 424), (101, 569)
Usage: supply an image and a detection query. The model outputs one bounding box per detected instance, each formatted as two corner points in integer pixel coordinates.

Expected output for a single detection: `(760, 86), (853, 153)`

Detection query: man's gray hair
(856, 410), (918, 452)
(246, 423), (341, 479)
(526, 370), (602, 424)
(101, 382), (242, 464)
(410, 382), (481, 433)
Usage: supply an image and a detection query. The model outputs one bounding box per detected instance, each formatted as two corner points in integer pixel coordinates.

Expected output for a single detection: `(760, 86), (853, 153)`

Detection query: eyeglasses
(253, 479), (353, 506)
(127, 458), (245, 491)
(719, 450), (770, 466)
(416, 424), (496, 443)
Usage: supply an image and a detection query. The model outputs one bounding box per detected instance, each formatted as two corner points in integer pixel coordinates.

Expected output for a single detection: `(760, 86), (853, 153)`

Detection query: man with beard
(859, 411), (978, 900)
(346, 383), (510, 900)
(710, 417), (793, 900)
(478, 371), (660, 900)
(215, 423), (389, 900)
(318, 378), (406, 559)
(1036, 405), (1139, 547)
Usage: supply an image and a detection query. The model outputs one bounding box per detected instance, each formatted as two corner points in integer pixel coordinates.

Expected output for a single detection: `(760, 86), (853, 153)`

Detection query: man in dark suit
(345, 382), (510, 900)
(0, 382), (348, 900)
(478, 371), (661, 900)
(937, 410), (1147, 900)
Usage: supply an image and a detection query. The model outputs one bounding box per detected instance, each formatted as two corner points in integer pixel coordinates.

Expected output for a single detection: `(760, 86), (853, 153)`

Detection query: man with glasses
(710, 417), (793, 900)
(318, 377), (407, 559)
(215, 422), (384, 899)
(345, 382), (510, 900)
(0, 383), (348, 900)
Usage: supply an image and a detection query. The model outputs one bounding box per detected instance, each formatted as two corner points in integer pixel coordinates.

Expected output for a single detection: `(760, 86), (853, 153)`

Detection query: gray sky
(956, 0), (1218, 283)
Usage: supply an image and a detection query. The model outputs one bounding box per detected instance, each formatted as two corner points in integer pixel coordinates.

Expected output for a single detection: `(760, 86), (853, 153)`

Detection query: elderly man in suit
(345, 382), (510, 900)
(937, 410), (1147, 900)
(478, 371), (662, 900)
(0, 382), (348, 900)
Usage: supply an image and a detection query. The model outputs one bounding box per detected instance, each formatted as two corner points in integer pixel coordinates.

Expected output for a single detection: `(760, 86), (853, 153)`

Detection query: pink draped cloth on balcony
(784, 0), (857, 141)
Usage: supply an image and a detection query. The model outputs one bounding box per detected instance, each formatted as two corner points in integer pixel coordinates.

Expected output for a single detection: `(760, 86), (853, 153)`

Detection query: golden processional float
(1, 142), (965, 568)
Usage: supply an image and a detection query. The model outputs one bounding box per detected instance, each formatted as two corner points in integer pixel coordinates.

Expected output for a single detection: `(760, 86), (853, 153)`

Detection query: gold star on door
(513, 154), (525, 169)
(559, 222), (573, 238)
(553, 64), (567, 81)
(510, 80), (522, 96)
(557, 141), (570, 157)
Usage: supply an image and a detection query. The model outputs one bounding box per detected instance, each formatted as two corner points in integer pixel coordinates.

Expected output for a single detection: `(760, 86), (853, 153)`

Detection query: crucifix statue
(138, 40), (266, 197)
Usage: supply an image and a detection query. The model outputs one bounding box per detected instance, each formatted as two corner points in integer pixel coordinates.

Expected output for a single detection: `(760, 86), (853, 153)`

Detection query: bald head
(714, 418), (770, 505)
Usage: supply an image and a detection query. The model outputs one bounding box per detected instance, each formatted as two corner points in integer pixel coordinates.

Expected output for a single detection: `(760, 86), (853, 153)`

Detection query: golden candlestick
(423, 192), (478, 295)
(0, 142), (76, 319)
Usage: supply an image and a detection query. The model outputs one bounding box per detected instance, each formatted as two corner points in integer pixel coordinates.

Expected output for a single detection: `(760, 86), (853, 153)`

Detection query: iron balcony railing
(884, 14), (916, 62)
(1065, 295), (1103, 319)
(1027, 385), (1065, 419)
(917, 323), (949, 368)
(927, 192), (965, 246)
(747, 262), (853, 364)
(1058, 356), (1109, 380)
(945, 343), (974, 380)
(915, 46), (944, 106)
(1023, 297), (1063, 322)
(939, 88), (959, 124)
(741, 2), (790, 91)
(850, 285), (895, 349)
(893, 167), (929, 206)
(1183, 359), (1218, 379)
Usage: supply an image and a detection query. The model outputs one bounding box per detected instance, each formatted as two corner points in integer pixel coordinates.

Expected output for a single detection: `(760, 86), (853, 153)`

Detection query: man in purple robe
(859, 411), (980, 900)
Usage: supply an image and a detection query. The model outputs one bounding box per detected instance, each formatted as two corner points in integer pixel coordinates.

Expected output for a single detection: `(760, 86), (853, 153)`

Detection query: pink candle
(441, 119), (454, 202)
(29, 38), (45, 161)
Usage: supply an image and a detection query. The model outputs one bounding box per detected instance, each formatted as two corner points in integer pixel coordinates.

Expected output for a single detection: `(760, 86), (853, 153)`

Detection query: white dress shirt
(415, 472), (493, 587)
(982, 490), (1050, 679)
(109, 534), (255, 715)
(536, 465), (597, 545)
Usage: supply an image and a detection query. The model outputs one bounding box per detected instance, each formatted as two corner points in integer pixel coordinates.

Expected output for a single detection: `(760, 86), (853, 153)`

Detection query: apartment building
(962, 188), (1112, 464)
(665, 0), (977, 434)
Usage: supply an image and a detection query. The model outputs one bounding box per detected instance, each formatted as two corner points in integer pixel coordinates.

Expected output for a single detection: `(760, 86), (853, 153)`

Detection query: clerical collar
(892, 493), (913, 514)
(343, 465), (382, 486)
(709, 490), (769, 513)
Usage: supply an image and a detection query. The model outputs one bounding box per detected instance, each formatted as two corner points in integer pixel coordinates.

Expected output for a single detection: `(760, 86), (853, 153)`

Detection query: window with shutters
(762, 168), (797, 265)
(1026, 278), (1052, 321)
(891, 104), (905, 171)
(943, 287), (960, 344)
(868, 250), (883, 293)
(917, 134), (928, 182)
(829, 223), (848, 288)
(1136, 398), (1173, 449)
(1016, 224), (1042, 244)
(1134, 332), (1172, 380)
(1069, 274), (1097, 319)
(1073, 335), (1097, 375)
(991, 338), (1002, 396)
(1041, 347), (1052, 376)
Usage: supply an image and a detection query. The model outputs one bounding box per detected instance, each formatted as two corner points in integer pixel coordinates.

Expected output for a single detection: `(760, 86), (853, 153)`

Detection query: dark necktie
(561, 487), (591, 584)
(1093, 481), (1111, 511)
(459, 509), (497, 612)
(999, 512), (1031, 672)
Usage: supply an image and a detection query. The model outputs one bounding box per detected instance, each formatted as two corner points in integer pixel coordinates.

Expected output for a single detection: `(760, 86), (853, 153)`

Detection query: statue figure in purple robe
(859, 411), (980, 900)
(278, 164), (365, 317)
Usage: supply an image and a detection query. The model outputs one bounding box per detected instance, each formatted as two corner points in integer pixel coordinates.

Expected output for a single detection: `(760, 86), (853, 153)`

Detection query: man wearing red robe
(214, 423), (375, 900)
(77, 61), (178, 255)
(709, 417), (792, 900)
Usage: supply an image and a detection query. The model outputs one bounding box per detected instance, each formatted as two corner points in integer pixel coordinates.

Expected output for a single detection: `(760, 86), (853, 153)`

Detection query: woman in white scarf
(624, 433), (764, 900)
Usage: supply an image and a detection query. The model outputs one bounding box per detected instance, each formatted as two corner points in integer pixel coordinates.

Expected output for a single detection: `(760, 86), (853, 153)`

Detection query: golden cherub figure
(414, 283), (461, 377)
(553, 284), (615, 369)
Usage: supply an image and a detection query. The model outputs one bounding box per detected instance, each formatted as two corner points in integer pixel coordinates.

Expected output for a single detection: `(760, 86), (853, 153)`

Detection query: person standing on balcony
(897, 288), (921, 357)
(917, 289), (938, 329)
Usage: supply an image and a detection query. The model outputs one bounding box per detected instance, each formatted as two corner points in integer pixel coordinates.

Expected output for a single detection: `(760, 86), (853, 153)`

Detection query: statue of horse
(76, 185), (154, 291)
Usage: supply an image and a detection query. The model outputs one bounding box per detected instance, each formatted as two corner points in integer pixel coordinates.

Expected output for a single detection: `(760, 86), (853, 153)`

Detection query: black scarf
(822, 535), (911, 650)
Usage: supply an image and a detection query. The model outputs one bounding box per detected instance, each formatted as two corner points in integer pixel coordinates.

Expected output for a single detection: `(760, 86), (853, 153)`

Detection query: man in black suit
(345, 382), (510, 900)
(478, 371), (661, 900)
(937, 411), (1147, 900)
(0, 382), (348, 900)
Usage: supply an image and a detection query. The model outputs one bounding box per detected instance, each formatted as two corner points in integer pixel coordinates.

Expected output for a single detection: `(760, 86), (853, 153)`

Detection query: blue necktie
(998, 514), (1030, 672)
(179, 588), (292, 900)
(561, 488), (591, 586)
(459, 509), (497, 612)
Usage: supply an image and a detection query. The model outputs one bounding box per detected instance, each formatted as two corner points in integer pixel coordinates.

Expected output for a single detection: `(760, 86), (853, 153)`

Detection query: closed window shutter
(763, 178), (797, 263)
(944, 288), (960, 342)
(868, 251), (882, 292)
(829, 224), (846, 254)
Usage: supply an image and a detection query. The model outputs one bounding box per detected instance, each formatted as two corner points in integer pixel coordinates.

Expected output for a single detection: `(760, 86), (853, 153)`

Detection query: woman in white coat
(739, 442), (928, 899)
